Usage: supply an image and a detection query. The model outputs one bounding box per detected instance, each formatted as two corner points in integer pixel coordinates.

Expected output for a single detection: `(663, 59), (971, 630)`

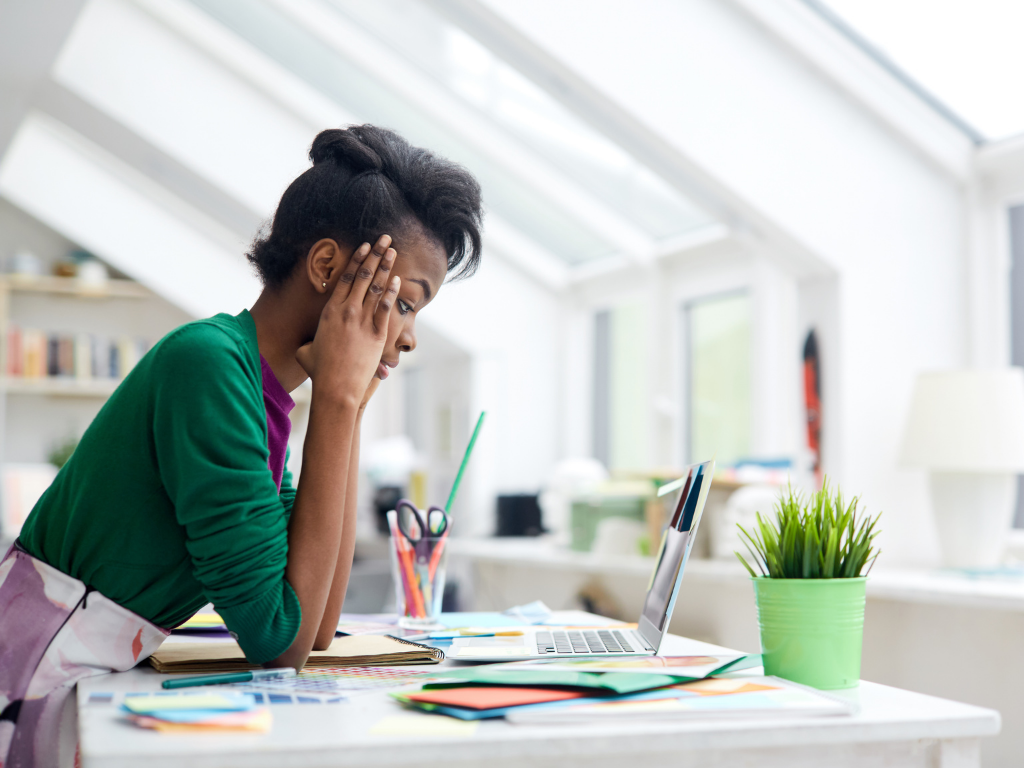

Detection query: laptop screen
(639, 460), (713, 634)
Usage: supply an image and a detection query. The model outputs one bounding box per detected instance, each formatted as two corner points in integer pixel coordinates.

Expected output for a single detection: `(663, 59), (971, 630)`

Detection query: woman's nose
(398, 323), (416, 353)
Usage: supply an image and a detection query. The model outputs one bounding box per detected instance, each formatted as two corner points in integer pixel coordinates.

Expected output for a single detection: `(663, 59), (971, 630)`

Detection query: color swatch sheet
(229, 666), (453, 694)
(86, 690), (347, 708)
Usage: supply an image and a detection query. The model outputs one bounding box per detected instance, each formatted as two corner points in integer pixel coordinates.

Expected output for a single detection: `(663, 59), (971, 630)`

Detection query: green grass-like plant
(735, 479), (881, 579)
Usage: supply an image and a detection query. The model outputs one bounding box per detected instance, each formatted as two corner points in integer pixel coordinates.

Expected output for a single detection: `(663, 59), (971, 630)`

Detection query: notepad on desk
(149, 635), (443, 674)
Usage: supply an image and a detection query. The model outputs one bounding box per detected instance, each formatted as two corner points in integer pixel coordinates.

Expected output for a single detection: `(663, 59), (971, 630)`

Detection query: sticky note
(122, 693), (255, 714)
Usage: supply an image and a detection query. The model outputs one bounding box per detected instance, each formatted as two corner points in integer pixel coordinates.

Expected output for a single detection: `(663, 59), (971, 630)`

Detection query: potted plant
(735, 480), (881, 690)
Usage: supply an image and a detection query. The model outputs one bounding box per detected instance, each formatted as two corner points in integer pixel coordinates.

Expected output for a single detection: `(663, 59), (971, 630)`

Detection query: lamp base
(929, 472), (1017, 569)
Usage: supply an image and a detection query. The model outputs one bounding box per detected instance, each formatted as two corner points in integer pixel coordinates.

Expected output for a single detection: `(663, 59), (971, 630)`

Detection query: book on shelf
(5, 327), (22, 377)
(4, 326), (152, 383)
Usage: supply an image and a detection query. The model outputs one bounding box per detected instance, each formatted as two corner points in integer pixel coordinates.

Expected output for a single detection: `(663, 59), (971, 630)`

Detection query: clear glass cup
(389, 534), (449, 629)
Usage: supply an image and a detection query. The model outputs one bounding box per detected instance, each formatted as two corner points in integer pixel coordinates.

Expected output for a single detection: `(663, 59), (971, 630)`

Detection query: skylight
(818, 0), (1024, 142)
(185, 0), (714, 268)
(326, 0), (710, 241)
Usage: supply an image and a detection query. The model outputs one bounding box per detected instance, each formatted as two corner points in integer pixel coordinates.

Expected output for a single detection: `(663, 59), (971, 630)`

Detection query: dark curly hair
(248, 125), (483, 288)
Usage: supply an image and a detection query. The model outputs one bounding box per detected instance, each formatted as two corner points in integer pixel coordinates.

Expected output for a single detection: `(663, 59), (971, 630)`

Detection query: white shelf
(1, 377), (120, 397)
(0, 275), (150, 299)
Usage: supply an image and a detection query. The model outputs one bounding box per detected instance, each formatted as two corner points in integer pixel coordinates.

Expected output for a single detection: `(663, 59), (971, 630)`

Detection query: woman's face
(374, 232), (447, 380)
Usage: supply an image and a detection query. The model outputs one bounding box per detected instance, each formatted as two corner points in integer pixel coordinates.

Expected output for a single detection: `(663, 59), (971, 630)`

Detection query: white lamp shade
(900, 368), (1024, 472)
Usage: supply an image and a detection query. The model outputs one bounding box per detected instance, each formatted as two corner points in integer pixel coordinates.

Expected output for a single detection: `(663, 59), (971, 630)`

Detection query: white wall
(480, 0), (970, 565)
(419, 250), (564, 536)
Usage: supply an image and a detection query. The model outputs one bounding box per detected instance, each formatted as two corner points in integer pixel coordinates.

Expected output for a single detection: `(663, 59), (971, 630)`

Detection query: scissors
(395, 499), (452, 613)
(395, 499), (450, 562)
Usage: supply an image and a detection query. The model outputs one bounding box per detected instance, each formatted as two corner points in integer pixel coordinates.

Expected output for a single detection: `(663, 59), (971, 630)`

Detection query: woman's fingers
(331, 242), (371, 304)
(364, 246), (397, 308)
(345, 235), (391, 306)
(373, 276), (400, 335)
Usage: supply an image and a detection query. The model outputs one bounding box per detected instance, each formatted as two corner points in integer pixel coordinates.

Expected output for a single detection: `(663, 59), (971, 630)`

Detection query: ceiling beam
(33, 79), (263, 245)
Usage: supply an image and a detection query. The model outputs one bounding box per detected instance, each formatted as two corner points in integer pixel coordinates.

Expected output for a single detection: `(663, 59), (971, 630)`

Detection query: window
(686, 292), (752, 466)
(1008, 205), (1024, 527)
(593, 302), (650, 471)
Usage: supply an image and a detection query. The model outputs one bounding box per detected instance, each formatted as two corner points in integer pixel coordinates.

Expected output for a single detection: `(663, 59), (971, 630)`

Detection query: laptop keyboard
(535, 629), (645, 654)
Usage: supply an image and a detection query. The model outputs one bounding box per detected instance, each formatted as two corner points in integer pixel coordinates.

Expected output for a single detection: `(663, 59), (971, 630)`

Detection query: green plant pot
(752, 576), (866, 690)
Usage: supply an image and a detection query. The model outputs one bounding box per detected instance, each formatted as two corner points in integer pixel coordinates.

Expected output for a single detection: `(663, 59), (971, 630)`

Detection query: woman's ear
(305, 239), (349, 294)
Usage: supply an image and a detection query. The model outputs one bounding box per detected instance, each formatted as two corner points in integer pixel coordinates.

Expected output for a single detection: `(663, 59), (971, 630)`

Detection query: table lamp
(900, 369), (1024, 568)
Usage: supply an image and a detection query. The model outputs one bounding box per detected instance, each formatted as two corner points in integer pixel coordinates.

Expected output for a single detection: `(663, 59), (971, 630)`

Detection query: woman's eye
(397, 299), (412, 315)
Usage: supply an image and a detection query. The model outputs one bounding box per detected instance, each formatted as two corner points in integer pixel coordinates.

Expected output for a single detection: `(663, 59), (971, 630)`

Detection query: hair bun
(309, 127), (383, 173)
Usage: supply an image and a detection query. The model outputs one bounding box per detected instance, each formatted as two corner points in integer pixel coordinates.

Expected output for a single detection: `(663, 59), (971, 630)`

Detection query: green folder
(426, 655), (762, 695)
(425, 668), (691, 694)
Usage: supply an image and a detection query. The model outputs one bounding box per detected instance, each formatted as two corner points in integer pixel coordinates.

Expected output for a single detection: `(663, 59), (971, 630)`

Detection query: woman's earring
(322, 282), (327, 289)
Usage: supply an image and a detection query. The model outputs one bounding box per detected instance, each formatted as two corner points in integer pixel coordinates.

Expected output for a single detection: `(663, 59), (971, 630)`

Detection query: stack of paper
(122, 693), (270, 733)
(392, 656), (854, 722)
(149, 635), (443, 674)
(395, 676), (853, 722)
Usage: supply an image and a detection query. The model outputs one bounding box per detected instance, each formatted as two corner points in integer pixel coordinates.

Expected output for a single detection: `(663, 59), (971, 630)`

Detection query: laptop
(451, 459), (715, 661)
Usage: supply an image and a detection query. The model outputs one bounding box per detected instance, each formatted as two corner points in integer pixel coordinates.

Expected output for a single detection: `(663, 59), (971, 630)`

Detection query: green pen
(161, 668), (297, 690)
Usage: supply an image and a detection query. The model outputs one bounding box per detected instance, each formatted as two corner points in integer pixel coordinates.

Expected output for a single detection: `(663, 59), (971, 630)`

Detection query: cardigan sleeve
(150, 324), (301, 664)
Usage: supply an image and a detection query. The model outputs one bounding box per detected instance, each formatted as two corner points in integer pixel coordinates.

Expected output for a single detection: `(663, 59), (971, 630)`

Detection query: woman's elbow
(266, 648), (309, 672)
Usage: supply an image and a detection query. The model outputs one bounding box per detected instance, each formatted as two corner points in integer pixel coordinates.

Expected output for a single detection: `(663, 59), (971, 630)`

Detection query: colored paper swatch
(405, 686), (587, 710)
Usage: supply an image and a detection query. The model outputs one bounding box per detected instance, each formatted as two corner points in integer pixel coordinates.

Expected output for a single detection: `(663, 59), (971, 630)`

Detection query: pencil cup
(389, 534), (448, 629)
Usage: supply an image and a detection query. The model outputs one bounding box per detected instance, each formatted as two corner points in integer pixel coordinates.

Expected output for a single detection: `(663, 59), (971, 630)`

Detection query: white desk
(78, 631), (999, 768)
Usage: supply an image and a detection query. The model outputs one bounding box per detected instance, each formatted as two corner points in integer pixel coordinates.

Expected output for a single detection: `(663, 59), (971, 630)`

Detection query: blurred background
(2, 0), (1024, 763)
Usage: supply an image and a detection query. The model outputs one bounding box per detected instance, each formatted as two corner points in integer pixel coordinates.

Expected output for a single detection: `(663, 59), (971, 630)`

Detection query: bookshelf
(0, 275), (157, 391)
(0, 273), (181, 536)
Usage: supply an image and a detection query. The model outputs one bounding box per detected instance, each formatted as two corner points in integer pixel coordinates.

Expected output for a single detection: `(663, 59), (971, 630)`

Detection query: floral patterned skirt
(0, 542), (168, 768)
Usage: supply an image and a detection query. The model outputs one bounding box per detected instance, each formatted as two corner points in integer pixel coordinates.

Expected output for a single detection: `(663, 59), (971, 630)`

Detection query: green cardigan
(20, 310), (301, 664)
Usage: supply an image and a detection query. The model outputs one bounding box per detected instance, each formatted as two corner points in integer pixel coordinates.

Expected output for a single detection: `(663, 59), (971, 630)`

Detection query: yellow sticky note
(369, 715), (478, 737)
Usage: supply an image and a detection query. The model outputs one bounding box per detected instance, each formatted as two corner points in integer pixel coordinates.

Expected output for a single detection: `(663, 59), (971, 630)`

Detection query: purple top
(260, 354), (295, 491)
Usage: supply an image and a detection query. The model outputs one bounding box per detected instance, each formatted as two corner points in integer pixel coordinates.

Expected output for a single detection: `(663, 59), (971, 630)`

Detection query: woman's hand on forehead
(295, 234), (399, 407)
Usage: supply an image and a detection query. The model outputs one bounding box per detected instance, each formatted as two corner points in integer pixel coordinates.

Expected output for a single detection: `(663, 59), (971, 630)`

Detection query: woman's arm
(310, 385), (373, 649)
(269, 239), (398, 670)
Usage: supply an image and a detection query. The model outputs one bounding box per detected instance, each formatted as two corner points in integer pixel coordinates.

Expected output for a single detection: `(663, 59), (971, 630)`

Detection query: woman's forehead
(394, 237), (446, 297)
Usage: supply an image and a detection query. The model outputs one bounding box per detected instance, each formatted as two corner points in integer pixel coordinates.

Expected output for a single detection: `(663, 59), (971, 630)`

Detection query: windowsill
(447, 537), (1024, 613)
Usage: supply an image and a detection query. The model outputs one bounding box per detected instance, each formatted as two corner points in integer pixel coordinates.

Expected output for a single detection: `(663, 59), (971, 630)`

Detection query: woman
(0, 125), (482, 765)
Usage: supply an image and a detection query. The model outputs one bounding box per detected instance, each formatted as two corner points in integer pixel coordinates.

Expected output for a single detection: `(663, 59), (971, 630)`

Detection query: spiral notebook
(148, 635), (443, 674)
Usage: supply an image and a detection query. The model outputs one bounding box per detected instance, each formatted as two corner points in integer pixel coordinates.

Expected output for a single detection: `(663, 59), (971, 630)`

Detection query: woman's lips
(376, 362), (389, 380)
